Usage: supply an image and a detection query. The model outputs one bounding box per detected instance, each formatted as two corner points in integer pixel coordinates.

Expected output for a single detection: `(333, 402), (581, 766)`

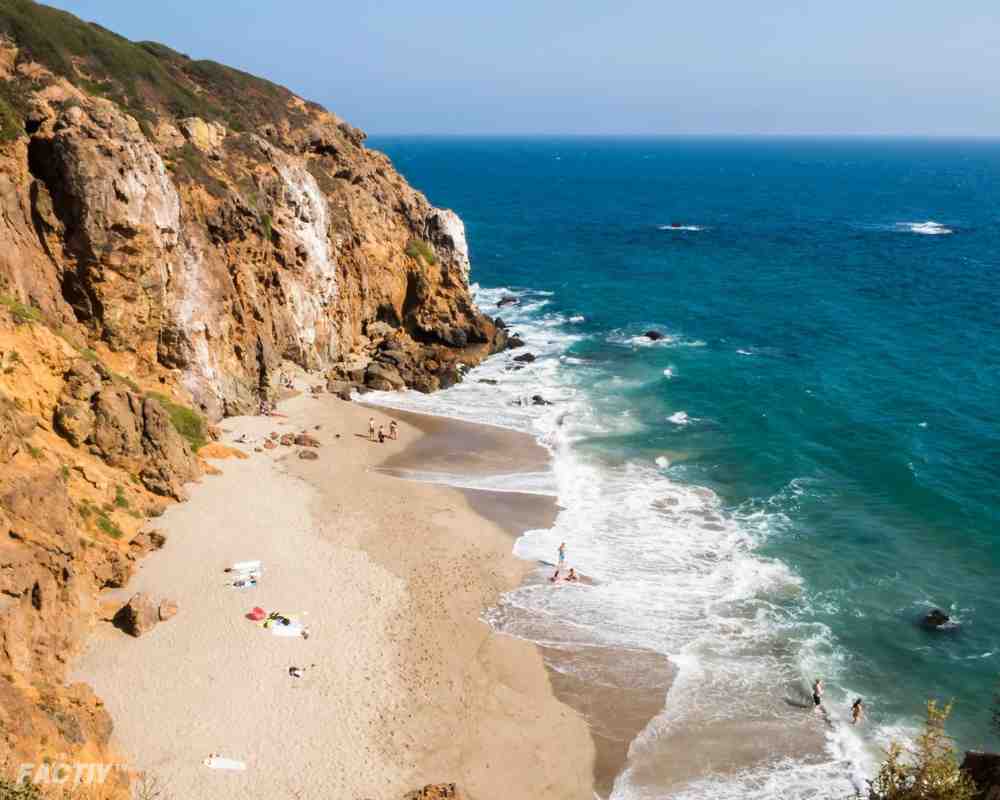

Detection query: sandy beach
(73, 390), (594, 799)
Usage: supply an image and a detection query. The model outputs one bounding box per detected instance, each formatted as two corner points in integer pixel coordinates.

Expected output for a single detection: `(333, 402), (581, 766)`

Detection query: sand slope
(73, 392), (594, 799)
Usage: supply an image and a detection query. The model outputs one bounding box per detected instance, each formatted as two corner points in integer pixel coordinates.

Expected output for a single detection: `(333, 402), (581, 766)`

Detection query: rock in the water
(924, 608), (951, 628)
(497, 296), (519, 308)
(158, 599), (178, 621)
(531, 395), (552, 406)
(294, 433), (320, 448)
(644, 330), (665, 341)
(114, 593), (159, 637)
(298, 449), (319, 460)
(506, 335), (525, 349)
(513, 352), (536, 363)
(477, 379), (498, 385)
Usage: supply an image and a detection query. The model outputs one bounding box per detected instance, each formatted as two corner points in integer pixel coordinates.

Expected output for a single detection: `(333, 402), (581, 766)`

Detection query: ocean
(363, 136), (1000, 798)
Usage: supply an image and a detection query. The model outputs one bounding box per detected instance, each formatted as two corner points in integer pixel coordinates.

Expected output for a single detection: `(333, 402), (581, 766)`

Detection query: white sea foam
(663, 367), (675, 378)
(898, 220), (953, 235)
(366, 282), (886, 798)
(569, 315), (585, 323)
(668, 411), (692, 426)
(658, 224), (704, 232)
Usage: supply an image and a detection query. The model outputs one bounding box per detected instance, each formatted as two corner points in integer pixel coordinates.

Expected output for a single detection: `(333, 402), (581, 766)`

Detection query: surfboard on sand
(203, 756), (246, 771)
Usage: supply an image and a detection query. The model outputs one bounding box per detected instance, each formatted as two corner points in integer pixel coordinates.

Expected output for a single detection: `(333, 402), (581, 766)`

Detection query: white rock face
(427, 208), (471, 286)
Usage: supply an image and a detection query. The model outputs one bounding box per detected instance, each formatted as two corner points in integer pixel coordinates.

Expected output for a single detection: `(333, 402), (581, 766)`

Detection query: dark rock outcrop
(513, 352), (536, 363)
(924, 608), (951, 628)
(961, 752), (1000, 800)
(644, 330), (665, 341)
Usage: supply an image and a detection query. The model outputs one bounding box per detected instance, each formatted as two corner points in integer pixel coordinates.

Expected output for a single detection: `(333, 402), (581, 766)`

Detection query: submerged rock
(513, 352), (536, 363)
(644, 330), (665, 341)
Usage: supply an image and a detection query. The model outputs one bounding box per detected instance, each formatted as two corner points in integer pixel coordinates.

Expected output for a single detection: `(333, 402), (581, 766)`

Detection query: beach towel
(247, 607), (266, 621)
(203, 756), (246, 771)
(228, 560), (261, 573)
(271, 623), (306, 638)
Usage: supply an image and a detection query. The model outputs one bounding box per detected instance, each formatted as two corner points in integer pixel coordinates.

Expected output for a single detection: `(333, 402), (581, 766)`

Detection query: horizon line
(365, 131), (1000, 140)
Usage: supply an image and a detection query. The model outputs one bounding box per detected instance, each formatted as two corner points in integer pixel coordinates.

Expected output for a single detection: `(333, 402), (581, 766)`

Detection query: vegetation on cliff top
(0, 0), (321, 133)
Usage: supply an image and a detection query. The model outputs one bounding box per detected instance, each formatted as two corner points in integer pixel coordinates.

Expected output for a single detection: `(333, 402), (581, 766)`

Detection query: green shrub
(24, 443), (41, 460)
(95, 513), (123, 539)
(114, 484), (129, 509)
(405, 239), (436, 265)
(0, 295), (41, 324)
(78, 347), (99, 362)
(147, 392), (207, 451)
(867, 700), (977, 800)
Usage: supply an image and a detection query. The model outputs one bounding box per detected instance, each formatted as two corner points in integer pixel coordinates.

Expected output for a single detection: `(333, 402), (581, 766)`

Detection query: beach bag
(248, 607), (266, 621)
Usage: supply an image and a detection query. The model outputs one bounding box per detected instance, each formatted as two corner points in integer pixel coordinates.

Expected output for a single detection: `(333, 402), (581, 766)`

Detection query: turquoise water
(367, 137), (1000, 794)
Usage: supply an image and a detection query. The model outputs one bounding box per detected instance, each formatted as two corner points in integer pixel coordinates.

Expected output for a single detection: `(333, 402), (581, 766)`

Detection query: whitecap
(668, 411), (691, 426)
(658, 224), (704, 232)
(655, 456), (671, 469)
(898, 220), (952, 235)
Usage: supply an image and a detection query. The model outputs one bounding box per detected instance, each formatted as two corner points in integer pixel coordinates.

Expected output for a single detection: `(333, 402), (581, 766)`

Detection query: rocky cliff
(0, 1), (506, 791)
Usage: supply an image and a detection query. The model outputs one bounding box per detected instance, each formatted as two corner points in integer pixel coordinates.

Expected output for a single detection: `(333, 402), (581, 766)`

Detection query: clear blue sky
(44, 0), (1000, 136)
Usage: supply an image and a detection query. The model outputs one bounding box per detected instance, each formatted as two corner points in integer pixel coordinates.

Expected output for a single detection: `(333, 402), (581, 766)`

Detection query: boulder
(54, 402), (96, 447)
(531, 395), (552, 406)
(412, 375), (440, 394)
(298, 449), (319, 460)
(326, 379), (354, 400)
(477, 379), (498, 386)
(513, 352), (536, 364)
(294, 433), (320, 448)
(644, 330), (665, 341)
(158, 599), (178, 621)
(497, 296), (519, 308)
(924, 608), (951, 628)
(114, 593), (159, 637)
(63, 360), (103, 401)
(506, 335), (525, 349)
(365, 362), (405, 391)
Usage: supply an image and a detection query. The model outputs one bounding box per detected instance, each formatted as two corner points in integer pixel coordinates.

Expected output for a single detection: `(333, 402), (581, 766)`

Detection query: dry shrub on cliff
(867, 701), (978, 800)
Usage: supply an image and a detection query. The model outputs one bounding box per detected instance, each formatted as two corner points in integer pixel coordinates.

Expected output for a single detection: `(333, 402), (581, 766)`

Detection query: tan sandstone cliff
(0, 1), (507, 791)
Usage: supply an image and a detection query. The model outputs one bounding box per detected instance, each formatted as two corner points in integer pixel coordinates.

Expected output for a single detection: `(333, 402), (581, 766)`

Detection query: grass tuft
(147, 392), (207, 451)
(0, 295), (41, 324)
(405, 239), (437, 265)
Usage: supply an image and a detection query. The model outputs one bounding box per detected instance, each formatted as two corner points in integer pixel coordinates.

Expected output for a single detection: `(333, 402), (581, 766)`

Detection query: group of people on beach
(812, 678), (865, 726)
(549, 541), (579, 583)
(368, 416), (398, 443)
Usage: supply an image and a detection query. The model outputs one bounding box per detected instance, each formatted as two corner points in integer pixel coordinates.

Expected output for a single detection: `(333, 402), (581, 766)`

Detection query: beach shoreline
(72, 391), (595, 799)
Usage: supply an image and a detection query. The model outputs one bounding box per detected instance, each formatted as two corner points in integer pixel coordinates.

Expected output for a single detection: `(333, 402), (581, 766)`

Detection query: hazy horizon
(42, 0), (1000, 138)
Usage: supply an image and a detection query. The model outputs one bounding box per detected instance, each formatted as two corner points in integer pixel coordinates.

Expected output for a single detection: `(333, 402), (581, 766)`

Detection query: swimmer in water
(851, 698), (864, 725)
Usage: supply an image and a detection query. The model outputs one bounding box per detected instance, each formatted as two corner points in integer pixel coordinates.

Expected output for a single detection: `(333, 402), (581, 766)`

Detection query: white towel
(203, 756), (246, 771)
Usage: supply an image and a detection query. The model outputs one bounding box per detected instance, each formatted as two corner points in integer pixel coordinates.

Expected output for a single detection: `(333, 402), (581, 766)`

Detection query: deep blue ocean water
(367, 136), (1000, 796)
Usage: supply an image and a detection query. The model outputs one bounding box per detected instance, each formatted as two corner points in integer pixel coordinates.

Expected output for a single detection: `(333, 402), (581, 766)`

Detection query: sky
(44, 0), (1000, 136)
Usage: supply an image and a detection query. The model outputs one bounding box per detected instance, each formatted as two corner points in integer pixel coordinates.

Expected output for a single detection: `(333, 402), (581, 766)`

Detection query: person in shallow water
(851, 698), (864, 725)
(812, 679), (824, 711)
(549, 569), (560, 582)
(558, 542), (566, 567)
(566, 568), (579, 582)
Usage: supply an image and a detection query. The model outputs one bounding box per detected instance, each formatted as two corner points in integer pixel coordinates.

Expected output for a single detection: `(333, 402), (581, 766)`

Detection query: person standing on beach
(558, 542), (566, 568)
(812, 679), (824, 712)
(378, 425), (386, 443)
(389, 420), (398, 440)
(368, 417), (376, 442)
